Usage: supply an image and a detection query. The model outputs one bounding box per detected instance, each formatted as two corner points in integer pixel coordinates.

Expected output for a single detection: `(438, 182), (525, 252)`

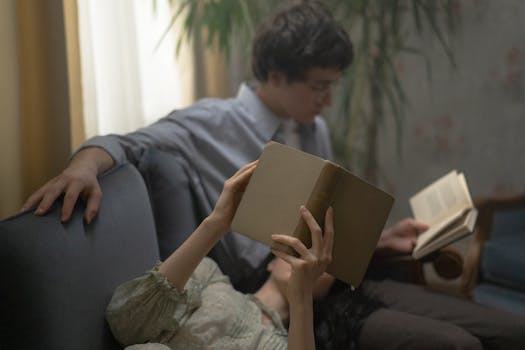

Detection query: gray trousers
(359, 279), (525, 350)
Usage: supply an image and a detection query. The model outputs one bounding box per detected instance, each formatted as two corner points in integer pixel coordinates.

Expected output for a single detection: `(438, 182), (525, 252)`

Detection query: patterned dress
(106, 258), (287, 349)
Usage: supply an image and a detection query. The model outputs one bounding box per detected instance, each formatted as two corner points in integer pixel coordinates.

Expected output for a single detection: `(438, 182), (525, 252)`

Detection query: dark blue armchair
(462, 193), (525, 314)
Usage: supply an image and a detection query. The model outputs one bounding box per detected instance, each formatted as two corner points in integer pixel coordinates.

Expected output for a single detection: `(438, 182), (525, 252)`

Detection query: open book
(410, 170), (478, 259)
(231, 142), (394, 287)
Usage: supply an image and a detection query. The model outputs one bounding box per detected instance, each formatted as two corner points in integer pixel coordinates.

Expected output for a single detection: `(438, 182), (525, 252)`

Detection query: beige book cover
(410, 170), (478, 259)
(231, 142), (394, 287)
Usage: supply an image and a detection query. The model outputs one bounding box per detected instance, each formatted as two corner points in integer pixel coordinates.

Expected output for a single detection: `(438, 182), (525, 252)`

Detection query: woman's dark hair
(252, 0), (353, 82)
(314, 279), (383, 350)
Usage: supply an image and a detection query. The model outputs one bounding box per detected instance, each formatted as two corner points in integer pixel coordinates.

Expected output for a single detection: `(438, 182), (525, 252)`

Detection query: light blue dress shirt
(82, 83), (333, 288)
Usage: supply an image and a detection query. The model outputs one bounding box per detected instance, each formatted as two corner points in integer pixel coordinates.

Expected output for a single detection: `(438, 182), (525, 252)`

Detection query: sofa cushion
(0, 163), (159, 350)
(474, 283), (525, 315)
(138, 148), (205, 260)
(490, 208), (525, 239)
(481, 235), (525, 291)
(136, 148), (272, 293)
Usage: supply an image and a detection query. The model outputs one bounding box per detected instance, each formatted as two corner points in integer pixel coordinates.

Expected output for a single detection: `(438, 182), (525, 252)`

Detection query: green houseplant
(157, 0), (459, 183)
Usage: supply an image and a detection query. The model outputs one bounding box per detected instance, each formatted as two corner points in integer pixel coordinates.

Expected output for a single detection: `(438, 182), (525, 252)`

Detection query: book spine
(273, 163), (343, 256)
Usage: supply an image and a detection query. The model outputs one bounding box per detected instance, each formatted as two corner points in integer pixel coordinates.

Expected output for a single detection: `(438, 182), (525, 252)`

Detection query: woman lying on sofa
(106, 161), (378, 350)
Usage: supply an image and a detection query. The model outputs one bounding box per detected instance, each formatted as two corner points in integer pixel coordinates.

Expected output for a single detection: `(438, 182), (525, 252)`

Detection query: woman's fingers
(271, 234), (311, 258)
(300, 206), (323, 253)
(226, 160), (258, 191)
(277, 206), (334, 259)
(272, 207), (336, 285)
(233, 160), (258, 178)
(322, 207), (335, 257)
(271, 247), (302, 266)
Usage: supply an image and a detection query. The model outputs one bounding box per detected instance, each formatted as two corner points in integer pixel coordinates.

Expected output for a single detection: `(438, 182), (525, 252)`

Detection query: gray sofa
(0, 146), (263, 349)
(0, 148), (467, 349)
(0, 160), (166, 349)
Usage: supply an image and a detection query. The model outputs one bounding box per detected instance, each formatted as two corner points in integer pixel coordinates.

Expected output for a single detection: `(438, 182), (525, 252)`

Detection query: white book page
(458, 172), (473, 207)
(409, 170), (471, 227)
(413, 208), (478, 259)
(413, 207), (468, 252)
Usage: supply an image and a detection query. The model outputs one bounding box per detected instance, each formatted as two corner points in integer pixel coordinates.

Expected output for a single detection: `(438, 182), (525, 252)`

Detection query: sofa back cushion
(138, 148), (205, 260)
(0, 163), (159, 350)
(481, 205), (525, 290)
(137, 148), (274, 293)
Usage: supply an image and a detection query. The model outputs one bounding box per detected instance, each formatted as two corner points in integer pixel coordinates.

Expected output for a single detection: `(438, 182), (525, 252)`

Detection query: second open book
(231, 142), (394, 288)
(410, 170), (478, 259)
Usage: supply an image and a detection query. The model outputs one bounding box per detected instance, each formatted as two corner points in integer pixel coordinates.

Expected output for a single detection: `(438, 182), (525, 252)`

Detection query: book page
(458, 173), (473, 207)
(413, 207), (468, 253)
(409, 170), (471, 227)
(412, 208), (478, 259)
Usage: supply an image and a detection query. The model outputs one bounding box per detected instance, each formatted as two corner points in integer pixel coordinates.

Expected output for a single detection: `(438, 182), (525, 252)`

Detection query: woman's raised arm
(158, 161), (257, 291)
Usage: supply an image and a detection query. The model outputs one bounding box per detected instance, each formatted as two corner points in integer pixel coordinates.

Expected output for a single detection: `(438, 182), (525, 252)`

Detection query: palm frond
(155, 0), (459, 180)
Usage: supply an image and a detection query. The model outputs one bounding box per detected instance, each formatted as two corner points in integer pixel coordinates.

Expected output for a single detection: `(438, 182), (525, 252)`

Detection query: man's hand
(20, 147), (114, 224)
(377, 218), (429, 254)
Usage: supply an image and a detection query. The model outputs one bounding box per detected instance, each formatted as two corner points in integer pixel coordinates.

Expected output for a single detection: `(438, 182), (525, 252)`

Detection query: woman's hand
(159, 161), (257, 291)
(271, 206), (334, 350)
(208, 161), (258, 233)
(271, 206), (335, 299)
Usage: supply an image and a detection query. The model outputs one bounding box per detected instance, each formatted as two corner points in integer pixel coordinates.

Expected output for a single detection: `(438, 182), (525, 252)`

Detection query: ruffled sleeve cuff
(106, 262), (201, 346)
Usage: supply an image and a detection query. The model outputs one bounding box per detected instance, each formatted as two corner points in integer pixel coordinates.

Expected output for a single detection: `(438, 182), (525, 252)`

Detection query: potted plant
(157, 0), (459, 182)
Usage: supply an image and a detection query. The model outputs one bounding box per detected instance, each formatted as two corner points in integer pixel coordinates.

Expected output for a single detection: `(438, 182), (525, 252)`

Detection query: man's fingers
(322, 207), (335, 257)
(83, 186), (103, 224)
(414, 220), (429, 233)
(402, 218), (428, 234)
(60, 183), (83, 222)
(20, 186), (47, 212)
(35, 183), (67, 215)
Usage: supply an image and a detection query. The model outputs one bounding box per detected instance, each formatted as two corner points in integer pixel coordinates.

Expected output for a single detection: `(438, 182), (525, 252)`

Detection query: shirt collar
(236, 82), (317, 142)
(236, 83), (283, 142)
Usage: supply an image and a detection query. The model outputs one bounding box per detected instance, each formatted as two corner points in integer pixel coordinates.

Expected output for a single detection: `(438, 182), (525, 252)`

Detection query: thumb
(414, 220), (429, 232)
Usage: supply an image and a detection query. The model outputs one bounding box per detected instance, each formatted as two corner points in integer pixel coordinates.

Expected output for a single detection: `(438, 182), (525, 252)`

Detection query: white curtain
(77, 0), (194, 137)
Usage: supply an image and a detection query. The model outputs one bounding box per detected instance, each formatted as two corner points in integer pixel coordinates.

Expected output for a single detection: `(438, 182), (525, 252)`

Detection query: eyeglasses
(306, 79), (341, 98)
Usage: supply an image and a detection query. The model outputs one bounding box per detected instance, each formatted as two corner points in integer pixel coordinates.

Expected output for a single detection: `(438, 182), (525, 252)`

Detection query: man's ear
(267, 71), (285, 87)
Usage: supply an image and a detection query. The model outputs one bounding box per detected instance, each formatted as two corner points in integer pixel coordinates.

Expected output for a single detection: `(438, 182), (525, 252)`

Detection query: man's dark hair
(252, 0), (353, 82)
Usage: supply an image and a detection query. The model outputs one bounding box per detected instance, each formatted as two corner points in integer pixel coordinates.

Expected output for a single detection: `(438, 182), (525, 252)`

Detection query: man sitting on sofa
(22, 1), (525, 349)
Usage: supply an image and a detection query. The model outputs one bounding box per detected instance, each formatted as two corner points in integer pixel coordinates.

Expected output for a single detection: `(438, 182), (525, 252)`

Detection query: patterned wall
(378, 0), (525, 223)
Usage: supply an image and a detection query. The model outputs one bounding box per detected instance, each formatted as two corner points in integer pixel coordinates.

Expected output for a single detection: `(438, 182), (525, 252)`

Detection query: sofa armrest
(0, 163), (159, 350)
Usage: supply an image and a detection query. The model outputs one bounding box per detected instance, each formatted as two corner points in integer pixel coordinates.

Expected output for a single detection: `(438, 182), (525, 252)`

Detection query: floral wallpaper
(378, 0), (525, 223)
